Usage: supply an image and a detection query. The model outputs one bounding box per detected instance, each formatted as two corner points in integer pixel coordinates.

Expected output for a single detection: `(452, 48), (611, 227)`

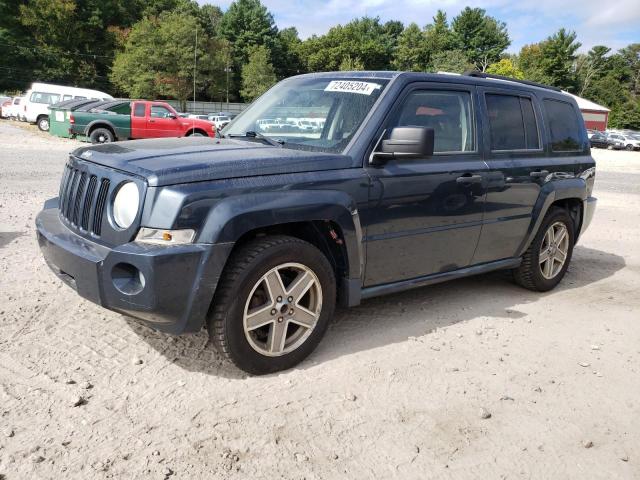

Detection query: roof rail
(463, 70), (562, 92)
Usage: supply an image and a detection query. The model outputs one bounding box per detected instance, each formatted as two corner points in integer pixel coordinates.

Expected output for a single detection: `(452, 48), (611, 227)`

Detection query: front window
(150, 105), (172, 118)
(30, 92), (61, 104)
(224, 77), (390, 153)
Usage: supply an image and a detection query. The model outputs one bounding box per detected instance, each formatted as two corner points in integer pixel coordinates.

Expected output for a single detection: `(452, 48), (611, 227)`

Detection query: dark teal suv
(36, 71), (596, 374)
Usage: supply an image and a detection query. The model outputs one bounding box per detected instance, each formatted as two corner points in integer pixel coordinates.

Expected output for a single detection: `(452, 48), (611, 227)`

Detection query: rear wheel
(89, 127), (114, 144)
(37, 116), (49, 131)
(208, 235), (335, 375)
(513, 207), (575, 292)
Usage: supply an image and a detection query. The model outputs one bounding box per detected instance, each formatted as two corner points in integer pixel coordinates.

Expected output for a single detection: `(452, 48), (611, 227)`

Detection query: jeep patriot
(36, 71), (597, 374)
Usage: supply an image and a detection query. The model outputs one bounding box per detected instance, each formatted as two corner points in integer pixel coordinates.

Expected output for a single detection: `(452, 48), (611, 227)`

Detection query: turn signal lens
(136, 228), (195, 245)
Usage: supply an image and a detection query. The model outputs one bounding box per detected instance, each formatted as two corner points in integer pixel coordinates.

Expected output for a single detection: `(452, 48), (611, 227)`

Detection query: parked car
(4, 96), (23, 120)
(0, 95), (10, 116)
(589, 131), (609, 149)
(36, 71), (596, 374)
(1, 97), (14, 118)
(607, 133), (640, 151)
(69, 100), (216, 143)
(22, 82), (112, 131)
(207, 114), (231, 129)
(187, 114), (211, 121)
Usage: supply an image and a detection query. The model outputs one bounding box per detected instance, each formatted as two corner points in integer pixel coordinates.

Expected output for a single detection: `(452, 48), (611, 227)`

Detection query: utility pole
(193, 26), (197, 112)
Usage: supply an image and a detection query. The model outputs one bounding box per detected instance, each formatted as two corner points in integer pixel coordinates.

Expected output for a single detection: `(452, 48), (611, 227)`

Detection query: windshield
(224, 76), (390, 153)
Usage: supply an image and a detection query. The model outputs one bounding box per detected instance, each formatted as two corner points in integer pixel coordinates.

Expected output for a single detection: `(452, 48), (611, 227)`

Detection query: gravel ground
(1, 120), (639, 479)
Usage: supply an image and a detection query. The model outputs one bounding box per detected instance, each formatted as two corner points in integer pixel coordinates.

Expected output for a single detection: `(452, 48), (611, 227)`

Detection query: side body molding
(516, 177), (588, 256)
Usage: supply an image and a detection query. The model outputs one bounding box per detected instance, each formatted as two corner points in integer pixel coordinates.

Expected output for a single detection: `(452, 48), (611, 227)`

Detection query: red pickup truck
(69, 100), (216, 143)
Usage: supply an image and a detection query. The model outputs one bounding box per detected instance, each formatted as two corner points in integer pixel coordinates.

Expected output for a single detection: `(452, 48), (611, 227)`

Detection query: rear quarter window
(133, 103), (146, 117)
(109, 103), (131, 115)
(543, 99), (583, 152)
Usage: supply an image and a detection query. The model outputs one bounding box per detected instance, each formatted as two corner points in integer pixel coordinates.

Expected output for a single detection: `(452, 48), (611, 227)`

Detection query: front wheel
(37, 116), (49, 131)
(513, 207), (575, 292)
(208, 235), (336, 375)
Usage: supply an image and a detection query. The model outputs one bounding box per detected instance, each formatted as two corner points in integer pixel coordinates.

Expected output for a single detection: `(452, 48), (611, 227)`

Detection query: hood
(72, 137), (354, 187)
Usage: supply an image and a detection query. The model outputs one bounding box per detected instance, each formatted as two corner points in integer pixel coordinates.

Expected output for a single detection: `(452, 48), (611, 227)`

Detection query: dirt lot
(1, 121), (639, 479)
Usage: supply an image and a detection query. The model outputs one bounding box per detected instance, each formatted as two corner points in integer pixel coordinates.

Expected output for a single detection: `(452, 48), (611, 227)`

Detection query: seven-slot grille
(58, 163), (110, 236)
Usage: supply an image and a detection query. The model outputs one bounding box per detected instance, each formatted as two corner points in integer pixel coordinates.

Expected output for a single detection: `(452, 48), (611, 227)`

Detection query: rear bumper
(579, 196), (597, 237)
(36, 201), (233, 334)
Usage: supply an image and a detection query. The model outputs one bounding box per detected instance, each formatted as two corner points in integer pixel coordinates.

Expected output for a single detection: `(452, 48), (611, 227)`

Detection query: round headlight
(112, 182), (139, 229)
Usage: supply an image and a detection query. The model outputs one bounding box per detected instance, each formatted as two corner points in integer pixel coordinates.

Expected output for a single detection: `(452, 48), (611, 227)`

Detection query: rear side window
(543, 99), (582, 152)
(133, 103), (146, 117)
(30, 92), (61, 104)
(486, 94), (540, 151)
(391, 90), (475, 153)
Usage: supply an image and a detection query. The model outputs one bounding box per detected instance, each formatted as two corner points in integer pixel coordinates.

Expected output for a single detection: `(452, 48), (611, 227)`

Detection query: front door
(362, 84), (487, 286)
(147, 103), (179, 138)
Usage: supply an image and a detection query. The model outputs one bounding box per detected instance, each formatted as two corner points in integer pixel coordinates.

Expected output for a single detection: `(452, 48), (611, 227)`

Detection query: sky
(203, 0), (640, 53)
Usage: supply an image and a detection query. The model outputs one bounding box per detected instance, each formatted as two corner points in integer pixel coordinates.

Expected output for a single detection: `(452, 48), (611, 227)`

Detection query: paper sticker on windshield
(325, 80), (381, 95)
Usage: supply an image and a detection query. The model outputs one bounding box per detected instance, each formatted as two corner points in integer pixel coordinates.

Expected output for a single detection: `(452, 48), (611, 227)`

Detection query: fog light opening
(112, 263), (145, 295)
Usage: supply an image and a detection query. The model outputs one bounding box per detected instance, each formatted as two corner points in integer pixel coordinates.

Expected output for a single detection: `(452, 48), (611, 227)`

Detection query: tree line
(1, 0), (639, 128)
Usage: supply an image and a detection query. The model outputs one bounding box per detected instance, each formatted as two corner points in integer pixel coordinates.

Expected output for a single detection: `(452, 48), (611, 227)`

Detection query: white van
(23, 82), (112, 131)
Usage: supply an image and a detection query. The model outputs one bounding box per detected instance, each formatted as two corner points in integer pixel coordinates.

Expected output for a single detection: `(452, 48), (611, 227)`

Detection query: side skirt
(361, 258), (521, 300)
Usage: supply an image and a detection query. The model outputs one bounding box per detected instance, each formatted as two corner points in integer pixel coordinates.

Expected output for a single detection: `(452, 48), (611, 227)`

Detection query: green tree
(451, 7), (510, 71)
(486, 58), (524, 79)
(619, 43), (640, 97)
(339, 55), (364, 71)
(424, 10), (454, 58)
(111, 11), (225, 108)
(539, 28), (581, 91)
(240, 44), (276, 101)
(299, 17), (397, 72)
(219, 0), (278, 98)
(517, 43), (549, 84)
(275, 27), (305, 77)
(392, 23), (427, 71)
(576, 45), (610, 96)
(430, 49), (473, 74)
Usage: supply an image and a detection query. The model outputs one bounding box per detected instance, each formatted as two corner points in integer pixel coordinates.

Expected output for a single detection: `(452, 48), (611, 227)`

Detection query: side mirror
(167, 113), (177, 119)
(371, 127), (434, 165)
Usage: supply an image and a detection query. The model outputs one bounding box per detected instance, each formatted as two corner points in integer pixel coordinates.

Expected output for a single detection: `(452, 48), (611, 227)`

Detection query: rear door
(472, 88), (585, 263)
(363, 82), (488, 286)
(130, 102), (147, 138)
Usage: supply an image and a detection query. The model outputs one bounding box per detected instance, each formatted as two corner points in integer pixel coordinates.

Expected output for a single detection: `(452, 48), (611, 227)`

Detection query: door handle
(456, 174), (483, 184)
(530, 170), (549, 178)
(149, 119), (156, 123)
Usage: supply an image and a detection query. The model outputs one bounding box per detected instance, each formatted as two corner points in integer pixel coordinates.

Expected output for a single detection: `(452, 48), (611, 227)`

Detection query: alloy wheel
(539, 221), (569, 279)
(243, 262), (322, 357)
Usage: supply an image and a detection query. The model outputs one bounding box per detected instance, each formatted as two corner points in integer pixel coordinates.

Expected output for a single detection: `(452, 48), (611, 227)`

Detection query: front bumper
(36, 201), (233, 334)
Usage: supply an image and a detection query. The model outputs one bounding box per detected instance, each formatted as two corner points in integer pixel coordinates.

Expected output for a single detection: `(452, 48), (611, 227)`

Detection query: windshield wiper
(228, 131), (285, 147)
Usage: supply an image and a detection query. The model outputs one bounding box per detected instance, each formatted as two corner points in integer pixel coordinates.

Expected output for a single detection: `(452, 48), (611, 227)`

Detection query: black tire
(513, 207), (575, 292)
(89, 127), (114, 144)
(208, 235), (336, 375)
(626, 144), (634, 151)
(37, 116), (49, 131)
